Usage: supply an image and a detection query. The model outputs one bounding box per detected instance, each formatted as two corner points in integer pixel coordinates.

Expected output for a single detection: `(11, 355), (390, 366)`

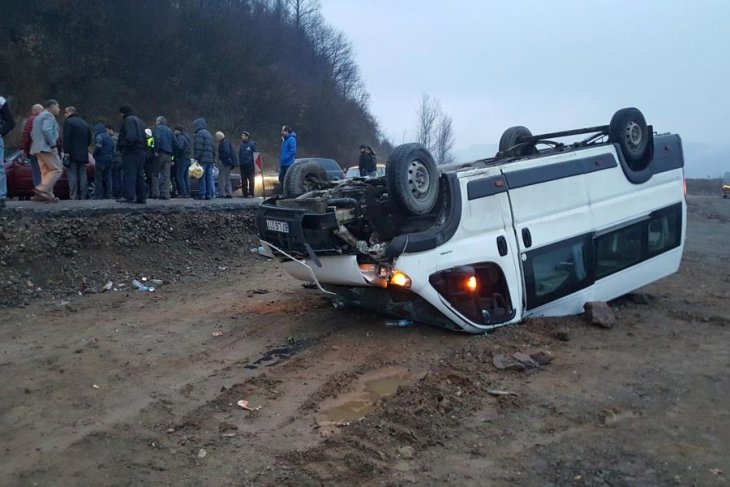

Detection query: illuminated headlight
(359, 263), (411, 289)
(389, 271), (412, 288)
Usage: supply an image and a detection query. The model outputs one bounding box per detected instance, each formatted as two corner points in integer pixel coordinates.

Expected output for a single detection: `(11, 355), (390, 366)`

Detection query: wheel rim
(624, 121), (643, 150)
(407, 159), (430, 198)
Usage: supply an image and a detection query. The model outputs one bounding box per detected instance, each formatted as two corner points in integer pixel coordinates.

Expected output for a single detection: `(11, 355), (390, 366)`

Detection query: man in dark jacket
(173, 126), (192, 198)
(117, 104), (147, 204)
(358, 144), (376, 177)
(152, 115), (174, 199)
(93, 123), (114, 199)
(62, 106), (92, 199)
(193, 118), (214, 199)
(239, 131), (257, 197)
(0, 95), (16, 208)
(21, 104), (44, 187)
(215, 131), (236, 198)
(107, 125), (123, 198)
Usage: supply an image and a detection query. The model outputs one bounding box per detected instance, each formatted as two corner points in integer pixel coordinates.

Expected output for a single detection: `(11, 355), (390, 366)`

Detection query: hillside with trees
(0, 0), (390, 166)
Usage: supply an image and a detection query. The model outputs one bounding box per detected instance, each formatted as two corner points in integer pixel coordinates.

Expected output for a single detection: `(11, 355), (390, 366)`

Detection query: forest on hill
(0, 0), (390, 166)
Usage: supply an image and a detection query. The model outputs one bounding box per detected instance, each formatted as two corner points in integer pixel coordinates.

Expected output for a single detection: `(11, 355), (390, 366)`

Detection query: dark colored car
(3, 150), (95, 200)
(723, 172), (730, 198)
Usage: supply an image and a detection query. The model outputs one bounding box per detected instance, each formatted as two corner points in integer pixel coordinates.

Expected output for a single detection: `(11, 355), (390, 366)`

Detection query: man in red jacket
(20, 104), (44, 187)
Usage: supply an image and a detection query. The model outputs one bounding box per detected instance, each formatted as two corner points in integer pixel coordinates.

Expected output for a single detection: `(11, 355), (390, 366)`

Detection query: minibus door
(501, 161), (593, 311)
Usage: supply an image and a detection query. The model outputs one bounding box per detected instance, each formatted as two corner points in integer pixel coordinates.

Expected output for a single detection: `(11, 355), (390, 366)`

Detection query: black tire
(498, 126), (535, 157)
(283, 160), (328, 198)
(609, 107), (649, 169)
(385, 143), (439, 215)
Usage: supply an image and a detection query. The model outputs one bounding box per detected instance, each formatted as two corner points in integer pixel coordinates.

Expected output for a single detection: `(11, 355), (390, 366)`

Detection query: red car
(3, 150), (95, 200)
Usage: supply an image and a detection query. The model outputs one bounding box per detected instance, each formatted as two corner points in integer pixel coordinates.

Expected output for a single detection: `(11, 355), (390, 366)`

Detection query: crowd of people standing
(0, 98), (272, 205)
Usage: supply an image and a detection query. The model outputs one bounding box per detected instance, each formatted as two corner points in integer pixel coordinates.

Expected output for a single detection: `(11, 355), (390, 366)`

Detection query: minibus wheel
(499, 126), (536, 157)
(609, 107), (649, 168)
(386, 143), (440, 215)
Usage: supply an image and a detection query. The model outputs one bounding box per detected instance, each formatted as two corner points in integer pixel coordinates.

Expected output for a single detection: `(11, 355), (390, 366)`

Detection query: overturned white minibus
(257, 108), (685, 333)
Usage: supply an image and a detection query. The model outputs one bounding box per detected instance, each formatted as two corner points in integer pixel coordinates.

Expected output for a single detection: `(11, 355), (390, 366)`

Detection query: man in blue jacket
(193, 118), (214, 199)
(239, 131), (256, 197)
(152, 115), (174, 199)
(215, 131), (236, 198)
(279, 125), (296, 186)
(93, 123), (114, 199)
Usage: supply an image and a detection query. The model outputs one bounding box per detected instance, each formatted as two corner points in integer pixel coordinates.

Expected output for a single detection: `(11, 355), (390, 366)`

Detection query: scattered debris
(167, 427), (175, 433)
(529, 350), (554, 366)
(301, 281), (318, 289)
(710, 468), (723, 476)
(250, 289), (269, 295)
(492, 354), (525, 371)
(101, 281), (113, 292)
(237, 399), (261, 411)
(512, 352), (539, 369)
(584, 301), (616, 329)
(197, 448), (207, 459)
(493, 351), (554, 371)
(385, 319), (413, 328)
(132, 279), (155, 293)
(92, 384), (100, 389)
(212, 331), (224, 337)
(553, 326), (571, 341)
(487, 389), (518, 397)
(243, 337), (319, 369)
(397, 446), (415, 459)
(151, 279), (164, 286)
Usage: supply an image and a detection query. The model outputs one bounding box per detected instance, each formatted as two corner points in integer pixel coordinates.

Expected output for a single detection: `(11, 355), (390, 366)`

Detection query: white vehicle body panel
(263, 134), (686, 333)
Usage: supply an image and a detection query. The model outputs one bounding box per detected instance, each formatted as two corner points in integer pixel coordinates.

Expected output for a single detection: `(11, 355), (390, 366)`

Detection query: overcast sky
(319, 1), (730, 153)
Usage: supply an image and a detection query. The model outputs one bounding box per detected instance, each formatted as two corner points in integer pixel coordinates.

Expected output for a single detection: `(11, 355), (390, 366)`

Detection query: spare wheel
(283, 160), (327, 198)
(385, 143), (440, 215)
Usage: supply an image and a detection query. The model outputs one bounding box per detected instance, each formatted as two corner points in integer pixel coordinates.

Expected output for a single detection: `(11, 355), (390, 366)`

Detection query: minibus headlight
(390, 271), (412, 288)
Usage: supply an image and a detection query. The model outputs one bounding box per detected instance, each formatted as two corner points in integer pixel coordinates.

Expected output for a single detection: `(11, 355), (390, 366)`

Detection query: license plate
(266, 219), (290, 233)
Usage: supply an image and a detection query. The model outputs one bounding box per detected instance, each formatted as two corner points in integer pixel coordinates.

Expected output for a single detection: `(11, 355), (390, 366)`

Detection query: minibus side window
(647, 209), (681, 255)
(595, 223), (644, 279)
(524, 235), (593, 309)
(594, 203), (682, 280)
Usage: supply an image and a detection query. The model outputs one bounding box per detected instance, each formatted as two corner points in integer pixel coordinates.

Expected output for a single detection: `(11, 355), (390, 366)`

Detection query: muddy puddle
(316, 367), (420, 428)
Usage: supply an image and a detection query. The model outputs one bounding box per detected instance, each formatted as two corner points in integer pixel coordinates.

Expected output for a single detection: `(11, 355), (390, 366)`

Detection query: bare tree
(415, 93), (455, 164)
(415, 93), (440, 154)
(434, 112), (455, 165)
(311, 23), (365, 100)
(288, 0), (321, 35)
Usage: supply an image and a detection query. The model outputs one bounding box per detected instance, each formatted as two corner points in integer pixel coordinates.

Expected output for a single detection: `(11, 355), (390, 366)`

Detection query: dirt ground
(0, 194), (728, 486)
